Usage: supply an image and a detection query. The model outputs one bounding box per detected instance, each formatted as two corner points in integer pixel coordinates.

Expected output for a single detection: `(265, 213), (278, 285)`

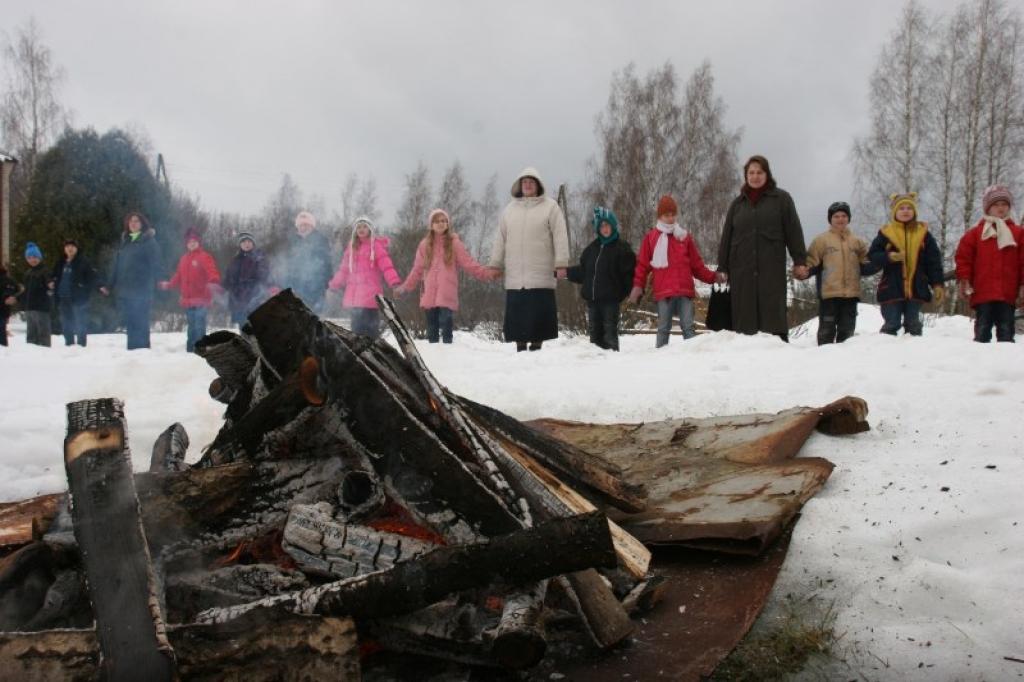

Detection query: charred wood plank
(0, 612), (360, 681)
(63, 398), (175, 681)
(561, 570), (635, 649)
(149, 423), (188, 473)
(457, 396), (647, 513)
(378, 294), (531, 525)
(195, 511), (616, 626)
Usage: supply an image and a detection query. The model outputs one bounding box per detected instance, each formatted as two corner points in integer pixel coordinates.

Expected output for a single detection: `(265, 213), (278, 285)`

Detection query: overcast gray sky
(3, 0), (964, 234)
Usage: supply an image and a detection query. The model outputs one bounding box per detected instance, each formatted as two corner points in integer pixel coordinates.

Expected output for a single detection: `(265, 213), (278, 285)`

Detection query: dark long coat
(717, 187), (807, 335)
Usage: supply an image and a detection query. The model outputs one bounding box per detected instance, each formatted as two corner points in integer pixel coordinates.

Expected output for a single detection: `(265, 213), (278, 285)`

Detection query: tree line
(2, 0), (1020, 333)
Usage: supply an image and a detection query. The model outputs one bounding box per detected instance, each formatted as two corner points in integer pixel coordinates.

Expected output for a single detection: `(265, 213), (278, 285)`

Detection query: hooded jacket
(954, 217), (1024, 307)
(868, 206), (943, 304)
(108, 228), (163, 301)
(281, 228), (333, 307)
(489, 168), (570, 290)
(328, 219), (401, 309)
(167, 244), (221, 308)
(634, 228), (716, 301)
(402, 233), (489, 311)
(567, 236), (636, 304)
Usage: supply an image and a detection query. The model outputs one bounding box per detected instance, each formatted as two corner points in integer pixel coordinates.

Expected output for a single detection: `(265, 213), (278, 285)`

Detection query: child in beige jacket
(805, 202), (878, 345)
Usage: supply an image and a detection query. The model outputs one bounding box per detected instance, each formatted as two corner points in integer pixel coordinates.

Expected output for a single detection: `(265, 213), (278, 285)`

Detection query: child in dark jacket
(159, 227), (221, 352)
(954, 184), (1024, 343)
(628, 195), (723, 347)
(49, 239), (98, 346)
(223, 232), (272, 327)
(0, 265), (20, 346)
(868, 193), (944, 336)
(19, 242), (53, 346)
(566, 207), (636, 351)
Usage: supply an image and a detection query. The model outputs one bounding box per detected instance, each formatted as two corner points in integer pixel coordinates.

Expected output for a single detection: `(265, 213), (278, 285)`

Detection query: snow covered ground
(1, 305), (1021, 680)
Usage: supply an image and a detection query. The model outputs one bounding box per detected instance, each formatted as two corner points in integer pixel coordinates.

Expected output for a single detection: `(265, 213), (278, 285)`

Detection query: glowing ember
(368, 500), (446, 545)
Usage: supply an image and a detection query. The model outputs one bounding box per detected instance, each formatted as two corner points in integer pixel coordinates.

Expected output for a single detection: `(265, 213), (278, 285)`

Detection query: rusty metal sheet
(535, 525), (795, 682)
(0, 493), (62, 552)
(526, 396), (867, 554)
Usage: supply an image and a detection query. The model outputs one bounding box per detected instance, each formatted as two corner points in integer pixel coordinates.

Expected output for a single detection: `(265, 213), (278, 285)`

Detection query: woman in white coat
(487, 167), (570, 352)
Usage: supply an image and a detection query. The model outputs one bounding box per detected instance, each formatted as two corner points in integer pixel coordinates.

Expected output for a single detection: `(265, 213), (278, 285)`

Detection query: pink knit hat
(982, 185), (1013, 214)
(294, 211), (317, 229)
(427, 208), (451, 230)
(184, 227), (202, 245)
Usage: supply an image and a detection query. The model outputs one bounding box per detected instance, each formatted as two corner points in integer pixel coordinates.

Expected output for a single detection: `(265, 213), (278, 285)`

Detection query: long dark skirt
(503, 288), (558, 343)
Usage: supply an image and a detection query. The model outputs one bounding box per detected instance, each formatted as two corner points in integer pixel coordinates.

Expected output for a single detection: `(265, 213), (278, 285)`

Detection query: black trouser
(587, 301), (621, 351)
(350, 308), (381, 338)
(425, 307), (454, 343)
(974, 301), (1016, 343)
(818, 297), (858, 345)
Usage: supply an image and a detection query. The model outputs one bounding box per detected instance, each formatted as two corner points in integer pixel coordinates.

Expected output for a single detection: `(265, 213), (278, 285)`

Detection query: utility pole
(155, 153), (170, 190)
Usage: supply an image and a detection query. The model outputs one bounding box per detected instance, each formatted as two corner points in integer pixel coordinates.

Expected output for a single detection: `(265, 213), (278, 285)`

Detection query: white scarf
(652, 221), (688, 269)
(981, 214), (1017, 249)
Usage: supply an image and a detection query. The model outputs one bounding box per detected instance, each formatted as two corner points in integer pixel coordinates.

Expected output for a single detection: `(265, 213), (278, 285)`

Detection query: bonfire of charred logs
(0, 290), (661, 678)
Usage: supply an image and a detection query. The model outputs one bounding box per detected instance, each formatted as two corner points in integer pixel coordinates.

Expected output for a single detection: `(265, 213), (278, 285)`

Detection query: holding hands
(158, 280), (171, 290)
(715, 272), (728, 284)
(792, 265), (809, 280)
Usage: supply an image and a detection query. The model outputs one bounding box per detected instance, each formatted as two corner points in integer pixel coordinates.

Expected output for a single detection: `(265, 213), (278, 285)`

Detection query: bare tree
(852, 0), (934, 227)
(436, 160), (473, 238)
(0, 18), (71, 205)
(585, 61), (740, 249)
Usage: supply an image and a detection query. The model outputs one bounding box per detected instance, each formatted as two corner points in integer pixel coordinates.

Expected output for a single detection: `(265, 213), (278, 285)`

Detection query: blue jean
(974, 301), (1015, 343)
(656, 296), (695, 347)
(425, 307), (454, 343)
(58, 299), (89, 346)
(185, 306), (208, 352)
(119, 297), (152, 350)
(350, 308), (381, 338)
(880, 300), (923, 336)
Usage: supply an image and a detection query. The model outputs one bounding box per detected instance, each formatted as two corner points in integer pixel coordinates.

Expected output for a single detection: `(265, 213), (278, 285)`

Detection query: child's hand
(627, 286), (643, 304)
(1017, 286), (1024, 307)
(485, 267), (502, 281)
(158, 281), (171, 291)
(555, 268), (567, 280)
(99, 286), (110, 296)
(792, 265), (809, 280)
(888, 251), (905, 263)
(932, 285), (945, 304)
(3, 296), (15, 306)
(715, 272), (728, 284)
(958, 280), (973, 298)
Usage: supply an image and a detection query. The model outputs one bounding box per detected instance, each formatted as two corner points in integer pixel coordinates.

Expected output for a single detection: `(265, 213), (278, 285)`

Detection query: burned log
(281, 502), (434, 579)
(0, 612), (360, 681)
(149, 422), (189, 473)
(203, 356), (325, 464)
(63, 398), (175, 681)
(378, 294), (640, 648)
(246, 291), (523, 542)
(195, 511), (616, 625)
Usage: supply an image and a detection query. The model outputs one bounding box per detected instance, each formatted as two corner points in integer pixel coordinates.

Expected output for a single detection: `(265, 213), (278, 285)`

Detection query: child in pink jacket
(328, 216), (401, 338)
(396, 208), (491, 343)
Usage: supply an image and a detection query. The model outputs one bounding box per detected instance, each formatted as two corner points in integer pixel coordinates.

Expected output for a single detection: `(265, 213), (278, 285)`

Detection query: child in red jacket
(629, 195), (724, 347)
(955, 184), (1024, 342)
(160, 227), (221, 352)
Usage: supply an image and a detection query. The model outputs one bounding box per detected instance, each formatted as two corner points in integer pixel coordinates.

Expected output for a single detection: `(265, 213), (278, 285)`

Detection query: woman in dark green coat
(717, 155), (808, 340)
